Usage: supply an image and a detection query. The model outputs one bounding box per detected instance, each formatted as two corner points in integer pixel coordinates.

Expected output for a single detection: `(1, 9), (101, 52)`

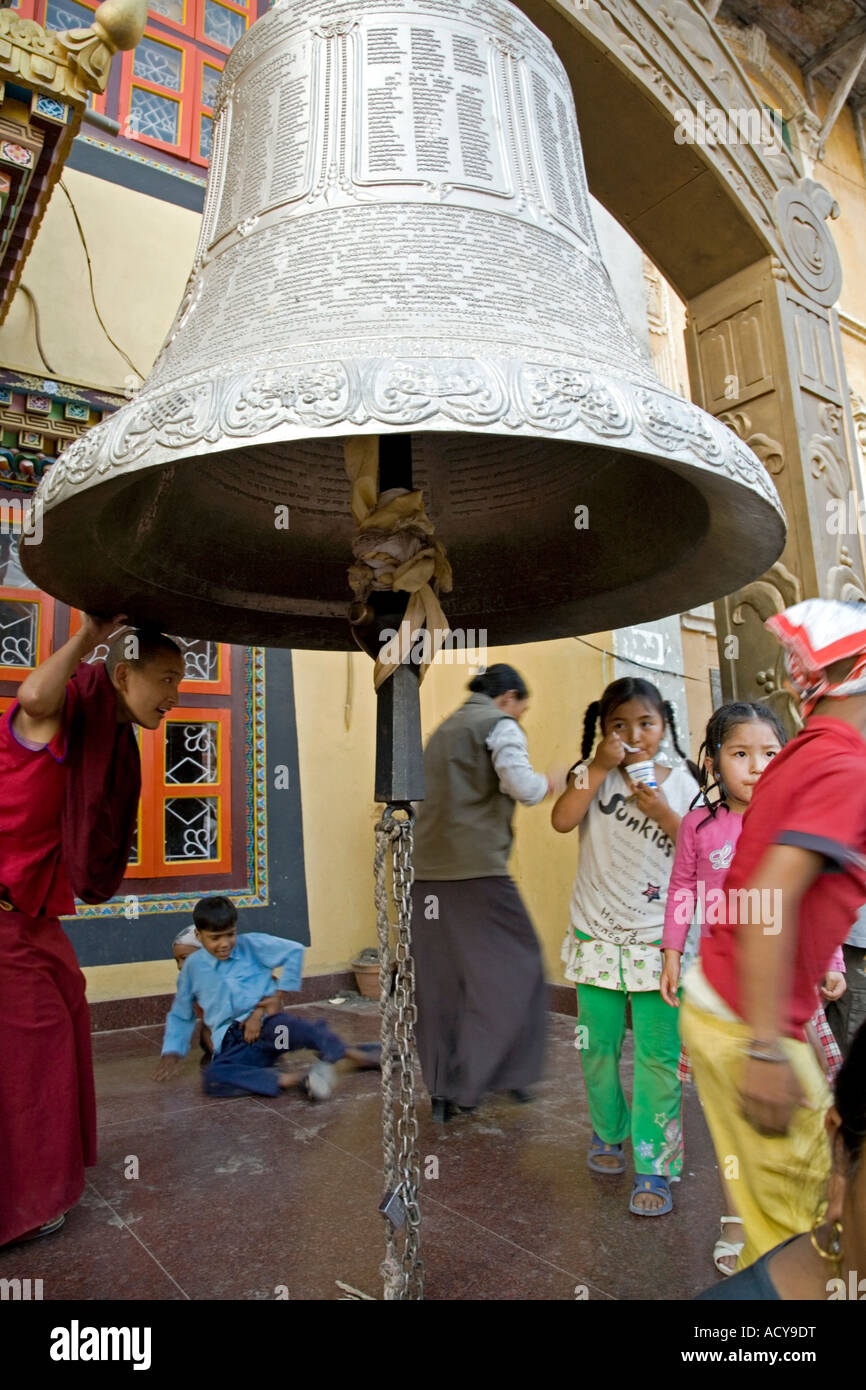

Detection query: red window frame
(64, 612), (234, 879)
(173, 638), (232, 693)
(195, 0), (250, 55)
(0, 588), (55, 683)
(142, 0), (195, 38)
(141, 0), (251, 46)
(120, 26), (193, 157)
(14, 2), (108, 113)
(115, 5), (252, 161)
(129, 705), (232, 878)
(190, 49), (221, 168)
(1, 565), (238, 888)
(20, 0), (255, 164)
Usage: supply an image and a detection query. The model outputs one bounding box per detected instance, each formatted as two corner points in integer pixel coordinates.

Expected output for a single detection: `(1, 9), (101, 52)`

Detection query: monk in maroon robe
(0, 617), (184, 1248)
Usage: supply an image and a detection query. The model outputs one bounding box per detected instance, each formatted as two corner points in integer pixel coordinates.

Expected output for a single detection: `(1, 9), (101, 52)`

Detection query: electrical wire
(58, 178), (144, 380)
(345, 649), (354, 731)
(17, 284), (57, 375)
(572, 634), (710, 684)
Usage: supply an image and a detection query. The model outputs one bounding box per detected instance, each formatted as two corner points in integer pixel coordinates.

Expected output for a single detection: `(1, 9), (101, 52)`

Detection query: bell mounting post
(347, 434), (425, 806)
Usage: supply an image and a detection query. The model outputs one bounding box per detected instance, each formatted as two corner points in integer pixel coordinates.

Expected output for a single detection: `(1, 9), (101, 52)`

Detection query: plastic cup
(627, 758), (657, 789)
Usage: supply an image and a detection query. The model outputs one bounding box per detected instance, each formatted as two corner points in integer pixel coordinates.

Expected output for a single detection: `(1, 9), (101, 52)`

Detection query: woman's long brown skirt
(412, 876), (546, 1109)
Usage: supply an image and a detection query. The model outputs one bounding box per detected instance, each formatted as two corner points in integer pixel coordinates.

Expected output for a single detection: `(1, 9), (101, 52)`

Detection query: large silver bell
(24, 0), (785, 647)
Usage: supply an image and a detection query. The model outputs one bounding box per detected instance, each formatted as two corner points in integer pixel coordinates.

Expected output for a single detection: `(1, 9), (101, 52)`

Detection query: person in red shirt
(681, 598), (866, 1272)
(0, 615), (184, 1249)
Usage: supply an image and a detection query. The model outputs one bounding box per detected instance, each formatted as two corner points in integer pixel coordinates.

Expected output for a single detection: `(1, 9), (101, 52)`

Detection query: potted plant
(352, 946), (381, 999)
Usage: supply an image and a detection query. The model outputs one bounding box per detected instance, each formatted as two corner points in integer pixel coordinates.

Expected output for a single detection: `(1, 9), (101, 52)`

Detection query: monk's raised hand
(78, 612), (129, 651)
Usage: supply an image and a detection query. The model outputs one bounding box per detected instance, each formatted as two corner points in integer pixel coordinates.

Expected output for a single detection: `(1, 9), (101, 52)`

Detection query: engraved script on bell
(157, 0), (620, 391)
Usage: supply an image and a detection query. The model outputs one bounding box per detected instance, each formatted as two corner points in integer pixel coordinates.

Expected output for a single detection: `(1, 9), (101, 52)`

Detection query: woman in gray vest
(412, 664), (552, 1122)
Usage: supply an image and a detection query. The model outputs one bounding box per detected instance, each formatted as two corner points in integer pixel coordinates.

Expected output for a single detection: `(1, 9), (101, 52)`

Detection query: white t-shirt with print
(561, 762), (699, 992)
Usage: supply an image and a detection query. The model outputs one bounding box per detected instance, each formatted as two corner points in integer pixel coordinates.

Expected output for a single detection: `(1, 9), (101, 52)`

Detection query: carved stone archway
(513, 0), (866, 719)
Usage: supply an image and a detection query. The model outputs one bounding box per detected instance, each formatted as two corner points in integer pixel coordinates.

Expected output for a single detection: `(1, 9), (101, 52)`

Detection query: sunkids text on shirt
(597, 787), (675, 856)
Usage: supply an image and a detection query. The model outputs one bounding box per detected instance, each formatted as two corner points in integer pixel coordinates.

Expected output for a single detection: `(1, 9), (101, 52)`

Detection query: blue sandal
(587, 1131), (626, 1174)
(629, 1174), (673, 1216)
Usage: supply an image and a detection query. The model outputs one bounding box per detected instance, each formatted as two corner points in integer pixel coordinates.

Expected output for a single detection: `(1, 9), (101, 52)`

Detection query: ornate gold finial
(55, 0), (148, 95)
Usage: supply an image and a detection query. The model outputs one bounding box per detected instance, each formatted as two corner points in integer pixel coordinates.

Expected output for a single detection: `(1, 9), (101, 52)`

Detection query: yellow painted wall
(291, 648), (377, 976)
(292, 635), (607, 982)
(827, 95), (866, 406)
(84, 958), (179, 1004)
(816, 96), (866, 334)
(0, 166), (200, 392)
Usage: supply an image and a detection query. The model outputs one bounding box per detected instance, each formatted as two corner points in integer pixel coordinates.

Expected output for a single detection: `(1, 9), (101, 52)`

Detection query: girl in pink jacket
(659, 701), (845, 1277)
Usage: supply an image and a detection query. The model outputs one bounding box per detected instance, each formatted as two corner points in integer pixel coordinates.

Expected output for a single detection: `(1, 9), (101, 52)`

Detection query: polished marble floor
(0, 1001), (726, 1301)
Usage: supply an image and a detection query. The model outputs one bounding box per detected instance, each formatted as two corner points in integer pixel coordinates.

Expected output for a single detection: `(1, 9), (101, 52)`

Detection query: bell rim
(22, 429), (786, 651)
(35, 358), (783, 526)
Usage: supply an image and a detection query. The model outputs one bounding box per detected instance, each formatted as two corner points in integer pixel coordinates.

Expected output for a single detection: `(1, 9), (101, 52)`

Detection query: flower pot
(352, 960), (381, 999)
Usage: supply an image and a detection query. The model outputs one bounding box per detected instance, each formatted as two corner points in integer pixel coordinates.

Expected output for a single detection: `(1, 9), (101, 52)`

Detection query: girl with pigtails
(661, 701), (786, 1272)
(552, 678), (699, 1216)
(659, 699), (845, 1276)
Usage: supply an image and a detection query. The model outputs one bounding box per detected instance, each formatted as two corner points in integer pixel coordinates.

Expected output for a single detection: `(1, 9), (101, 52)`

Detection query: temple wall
(0, 167), (199, 394)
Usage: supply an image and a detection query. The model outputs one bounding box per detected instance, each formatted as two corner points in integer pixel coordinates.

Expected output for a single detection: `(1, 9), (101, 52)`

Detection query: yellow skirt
(679, 997), (832, 1269)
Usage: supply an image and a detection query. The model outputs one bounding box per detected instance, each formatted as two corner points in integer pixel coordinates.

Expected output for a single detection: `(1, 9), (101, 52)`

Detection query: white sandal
(713, 1216), (744, 1276)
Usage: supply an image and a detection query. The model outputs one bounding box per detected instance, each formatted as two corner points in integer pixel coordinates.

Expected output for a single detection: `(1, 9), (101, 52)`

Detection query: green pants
(576, 984), (683, 1177)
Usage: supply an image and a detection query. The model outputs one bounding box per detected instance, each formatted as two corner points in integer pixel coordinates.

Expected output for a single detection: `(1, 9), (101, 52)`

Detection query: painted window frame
(61, 612), (235, 878)
(0, 587), (55, 683)
(119, 25), (193, 156)
(16, 1), (108, 114)
(143, 0), (196, 40)
(174, 638), (231, 693)
(195, 0), (250, 56)
(66, 614), (232, 696)
(114, 4), (251, 161)
(19, 0), (259, 166)
(130, 705), (232, 877)
(190, 49), (221, 168)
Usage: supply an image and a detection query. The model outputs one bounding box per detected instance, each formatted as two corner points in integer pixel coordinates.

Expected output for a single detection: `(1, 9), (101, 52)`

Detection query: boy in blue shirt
(155, 896), (379, 1099)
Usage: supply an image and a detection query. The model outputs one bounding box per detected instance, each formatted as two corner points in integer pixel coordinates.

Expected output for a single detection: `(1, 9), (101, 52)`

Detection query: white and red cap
(766, 598), (866, 714)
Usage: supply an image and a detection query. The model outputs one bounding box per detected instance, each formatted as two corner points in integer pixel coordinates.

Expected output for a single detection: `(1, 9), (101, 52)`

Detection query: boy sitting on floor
(155, 895), (379, 1099)
(171, 923), (216, 1065)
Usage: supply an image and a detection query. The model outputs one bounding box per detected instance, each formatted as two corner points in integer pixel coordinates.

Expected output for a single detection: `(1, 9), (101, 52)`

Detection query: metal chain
(373, 817), (398, 1296)
(392, 809), (423, 1297)
(374, 805), (423, 1300)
